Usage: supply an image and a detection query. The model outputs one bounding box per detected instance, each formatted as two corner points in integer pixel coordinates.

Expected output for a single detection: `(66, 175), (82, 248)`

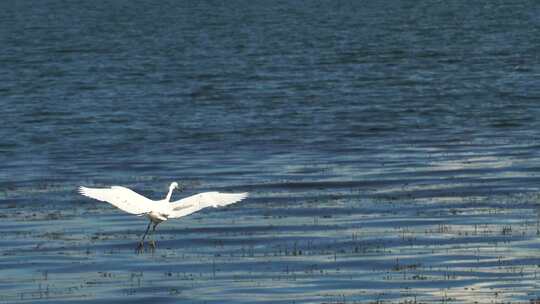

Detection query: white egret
(79, 182), (248, 251)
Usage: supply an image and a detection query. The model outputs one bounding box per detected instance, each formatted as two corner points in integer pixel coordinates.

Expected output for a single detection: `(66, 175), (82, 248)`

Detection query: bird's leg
(137, 221), (152, 252)
(149, 223), (158, 250)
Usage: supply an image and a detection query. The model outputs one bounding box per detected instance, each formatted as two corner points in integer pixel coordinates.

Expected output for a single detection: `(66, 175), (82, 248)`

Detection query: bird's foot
(136, 241), (144, 253)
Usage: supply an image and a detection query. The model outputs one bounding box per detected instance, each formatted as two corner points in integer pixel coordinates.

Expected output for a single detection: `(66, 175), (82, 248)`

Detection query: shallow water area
(2, 0), (540, 303)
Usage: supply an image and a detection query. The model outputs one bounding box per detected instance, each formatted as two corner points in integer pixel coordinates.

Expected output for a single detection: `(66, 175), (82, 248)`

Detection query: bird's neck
(165, 188), (174, 202)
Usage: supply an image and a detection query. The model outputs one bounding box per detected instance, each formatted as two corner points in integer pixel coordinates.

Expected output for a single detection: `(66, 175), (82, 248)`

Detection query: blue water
(1, 1), (540, 303)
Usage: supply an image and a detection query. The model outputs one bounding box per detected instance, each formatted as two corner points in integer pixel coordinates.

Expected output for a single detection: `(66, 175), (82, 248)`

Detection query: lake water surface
(1, 1), (540, 303)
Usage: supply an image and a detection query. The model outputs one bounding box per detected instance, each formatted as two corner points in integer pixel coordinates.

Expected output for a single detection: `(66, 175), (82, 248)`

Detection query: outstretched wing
(168, 192), (248, 219)
(79, 186), (155, 215)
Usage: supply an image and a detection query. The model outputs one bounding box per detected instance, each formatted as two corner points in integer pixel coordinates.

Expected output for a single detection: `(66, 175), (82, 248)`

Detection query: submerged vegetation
(1, 183), (539, 303)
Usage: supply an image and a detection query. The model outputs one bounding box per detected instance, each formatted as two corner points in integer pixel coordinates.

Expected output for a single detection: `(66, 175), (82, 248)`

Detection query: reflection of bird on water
(79, 182), (248, 252)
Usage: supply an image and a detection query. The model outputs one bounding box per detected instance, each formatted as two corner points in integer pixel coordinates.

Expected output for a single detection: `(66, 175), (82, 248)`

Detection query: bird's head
(170, 182), (179, 190)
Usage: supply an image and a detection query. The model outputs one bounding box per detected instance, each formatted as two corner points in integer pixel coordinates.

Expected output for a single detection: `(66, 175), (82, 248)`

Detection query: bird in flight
(79, 182), (248, 252)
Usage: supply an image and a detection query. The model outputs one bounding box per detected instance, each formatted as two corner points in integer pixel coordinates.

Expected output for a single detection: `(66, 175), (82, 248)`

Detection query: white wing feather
(79, 186), (155, 215)
(168, 192), (248, 219)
